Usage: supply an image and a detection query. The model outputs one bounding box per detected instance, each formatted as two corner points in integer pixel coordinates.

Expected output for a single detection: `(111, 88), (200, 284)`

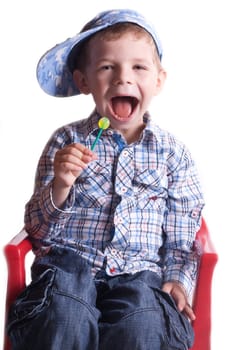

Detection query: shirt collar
(142, 112), (162, 143)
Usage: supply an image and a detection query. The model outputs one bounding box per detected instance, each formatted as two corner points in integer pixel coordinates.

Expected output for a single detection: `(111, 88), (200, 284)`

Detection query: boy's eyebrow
(94, 56), (154, 63)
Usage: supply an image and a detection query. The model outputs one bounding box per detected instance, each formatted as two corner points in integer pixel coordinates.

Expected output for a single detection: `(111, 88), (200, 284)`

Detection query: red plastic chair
(3, 219), (218, 350)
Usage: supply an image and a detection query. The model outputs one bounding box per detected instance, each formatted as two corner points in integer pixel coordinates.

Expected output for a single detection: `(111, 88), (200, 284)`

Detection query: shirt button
(121, 187), (127, 193)
(191, 209), (199, 218)
(122, 150), (129, 157)
(111, 249), (117, 256)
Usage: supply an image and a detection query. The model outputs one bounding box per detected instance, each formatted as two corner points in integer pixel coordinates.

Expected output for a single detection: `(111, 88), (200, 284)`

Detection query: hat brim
(36, 27), (106, 97)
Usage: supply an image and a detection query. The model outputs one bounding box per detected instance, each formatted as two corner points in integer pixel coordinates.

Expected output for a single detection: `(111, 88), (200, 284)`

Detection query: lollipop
(91, 117), (110, 150)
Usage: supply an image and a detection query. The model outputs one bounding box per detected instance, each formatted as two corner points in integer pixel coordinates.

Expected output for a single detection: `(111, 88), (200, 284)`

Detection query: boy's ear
(154, 68), (167, 96)
(73, 70), (91, 95)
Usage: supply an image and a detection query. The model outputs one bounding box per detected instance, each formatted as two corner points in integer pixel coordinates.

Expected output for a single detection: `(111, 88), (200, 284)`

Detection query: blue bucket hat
(36, 9), (163, 97)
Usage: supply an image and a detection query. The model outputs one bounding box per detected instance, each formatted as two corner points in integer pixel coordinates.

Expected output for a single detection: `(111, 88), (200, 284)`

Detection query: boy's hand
(52, 143), (97, 207)
(162, 282), (196, 321)
(54, 143), (97, 187)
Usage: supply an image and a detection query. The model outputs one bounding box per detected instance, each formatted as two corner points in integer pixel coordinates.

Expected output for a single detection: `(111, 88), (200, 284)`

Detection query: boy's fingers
(184, 304), (196, 321)
(70, 143), (97, 161)
(56, 144), (97, 164)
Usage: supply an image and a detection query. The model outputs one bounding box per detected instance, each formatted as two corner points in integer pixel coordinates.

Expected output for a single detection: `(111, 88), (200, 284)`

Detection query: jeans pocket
(7, 265), (56, 333)
(155, 289), (194, 350)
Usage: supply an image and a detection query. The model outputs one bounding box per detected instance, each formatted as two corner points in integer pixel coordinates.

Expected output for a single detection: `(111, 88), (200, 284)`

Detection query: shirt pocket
(75, 161), (113, 207)
(133, 168), (168, 210)
(7, 265), (56, 332)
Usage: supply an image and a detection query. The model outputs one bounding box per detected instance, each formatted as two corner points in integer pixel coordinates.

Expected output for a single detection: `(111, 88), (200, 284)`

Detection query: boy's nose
(112, 67), (133, 86)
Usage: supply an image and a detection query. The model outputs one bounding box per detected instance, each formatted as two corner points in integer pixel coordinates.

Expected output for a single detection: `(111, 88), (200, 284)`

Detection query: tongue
(112, 97), (132, 118)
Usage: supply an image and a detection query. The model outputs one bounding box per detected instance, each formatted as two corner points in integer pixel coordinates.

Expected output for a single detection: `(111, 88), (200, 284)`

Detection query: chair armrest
(195, 219), (217, 255)
(4, 229), (32, 312)
(4, 229), (32, 350)
(191, 219), (218, 350)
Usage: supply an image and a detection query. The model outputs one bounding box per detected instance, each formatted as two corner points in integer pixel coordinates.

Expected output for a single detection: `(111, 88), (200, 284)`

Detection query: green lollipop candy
(91, 117), (110, 150)
(98, 117), (110, 130)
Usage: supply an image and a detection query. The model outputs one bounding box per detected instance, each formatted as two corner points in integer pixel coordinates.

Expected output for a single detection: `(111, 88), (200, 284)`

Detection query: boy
(7, 9), (205, 350)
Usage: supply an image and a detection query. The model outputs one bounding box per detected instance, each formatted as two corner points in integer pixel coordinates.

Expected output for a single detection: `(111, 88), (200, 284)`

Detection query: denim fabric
(7, 247), (194, 350)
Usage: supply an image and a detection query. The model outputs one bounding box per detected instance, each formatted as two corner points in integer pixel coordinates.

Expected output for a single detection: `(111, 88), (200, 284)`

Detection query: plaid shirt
(25, 110), (205, 296)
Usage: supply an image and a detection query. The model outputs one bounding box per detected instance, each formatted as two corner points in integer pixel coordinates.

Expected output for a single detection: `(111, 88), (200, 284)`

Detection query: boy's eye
(134, 65), (146, 70)
(100, 65), (112, 70)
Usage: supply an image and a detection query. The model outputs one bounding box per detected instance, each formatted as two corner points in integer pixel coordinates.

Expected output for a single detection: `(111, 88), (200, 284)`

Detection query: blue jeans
(7, 247), (194, 350)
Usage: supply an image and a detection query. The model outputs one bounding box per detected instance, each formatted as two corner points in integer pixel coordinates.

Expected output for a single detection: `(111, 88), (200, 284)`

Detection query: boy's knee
(99, 308), (164, 349)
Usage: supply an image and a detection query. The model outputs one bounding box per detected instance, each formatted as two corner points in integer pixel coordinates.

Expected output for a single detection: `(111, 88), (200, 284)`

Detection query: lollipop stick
(91, 129), (104, 150)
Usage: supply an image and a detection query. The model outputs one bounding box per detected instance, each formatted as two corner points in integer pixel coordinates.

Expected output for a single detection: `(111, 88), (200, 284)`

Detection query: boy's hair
(68, 23), (161, 74)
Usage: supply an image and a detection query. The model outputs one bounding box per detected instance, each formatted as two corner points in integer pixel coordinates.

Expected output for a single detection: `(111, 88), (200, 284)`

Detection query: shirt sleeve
(24, 127), (76, 238)
(162, 142), (205, 297)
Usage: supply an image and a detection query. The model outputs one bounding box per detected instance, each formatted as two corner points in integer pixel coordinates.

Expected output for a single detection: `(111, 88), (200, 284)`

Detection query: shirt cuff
(163, 267), (195, 297)
(39, 183), (75, 222)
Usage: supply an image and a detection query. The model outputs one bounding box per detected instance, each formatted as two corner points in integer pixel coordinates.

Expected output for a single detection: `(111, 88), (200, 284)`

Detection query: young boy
(7, 9), (205, 350)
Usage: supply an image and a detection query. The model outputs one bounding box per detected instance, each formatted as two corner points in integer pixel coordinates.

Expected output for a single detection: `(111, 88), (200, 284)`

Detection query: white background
(0, 0), (232, 348)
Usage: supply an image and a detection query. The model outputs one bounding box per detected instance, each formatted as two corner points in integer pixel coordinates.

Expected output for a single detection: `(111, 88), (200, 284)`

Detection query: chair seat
(3, 219), (218, 350)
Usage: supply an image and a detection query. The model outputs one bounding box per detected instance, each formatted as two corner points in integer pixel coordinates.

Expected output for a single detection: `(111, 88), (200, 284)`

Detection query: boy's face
(73, 31), (166, 141)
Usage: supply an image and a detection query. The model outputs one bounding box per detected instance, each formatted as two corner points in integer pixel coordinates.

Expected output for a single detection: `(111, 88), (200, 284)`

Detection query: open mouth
(111, 96), (139, 118)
